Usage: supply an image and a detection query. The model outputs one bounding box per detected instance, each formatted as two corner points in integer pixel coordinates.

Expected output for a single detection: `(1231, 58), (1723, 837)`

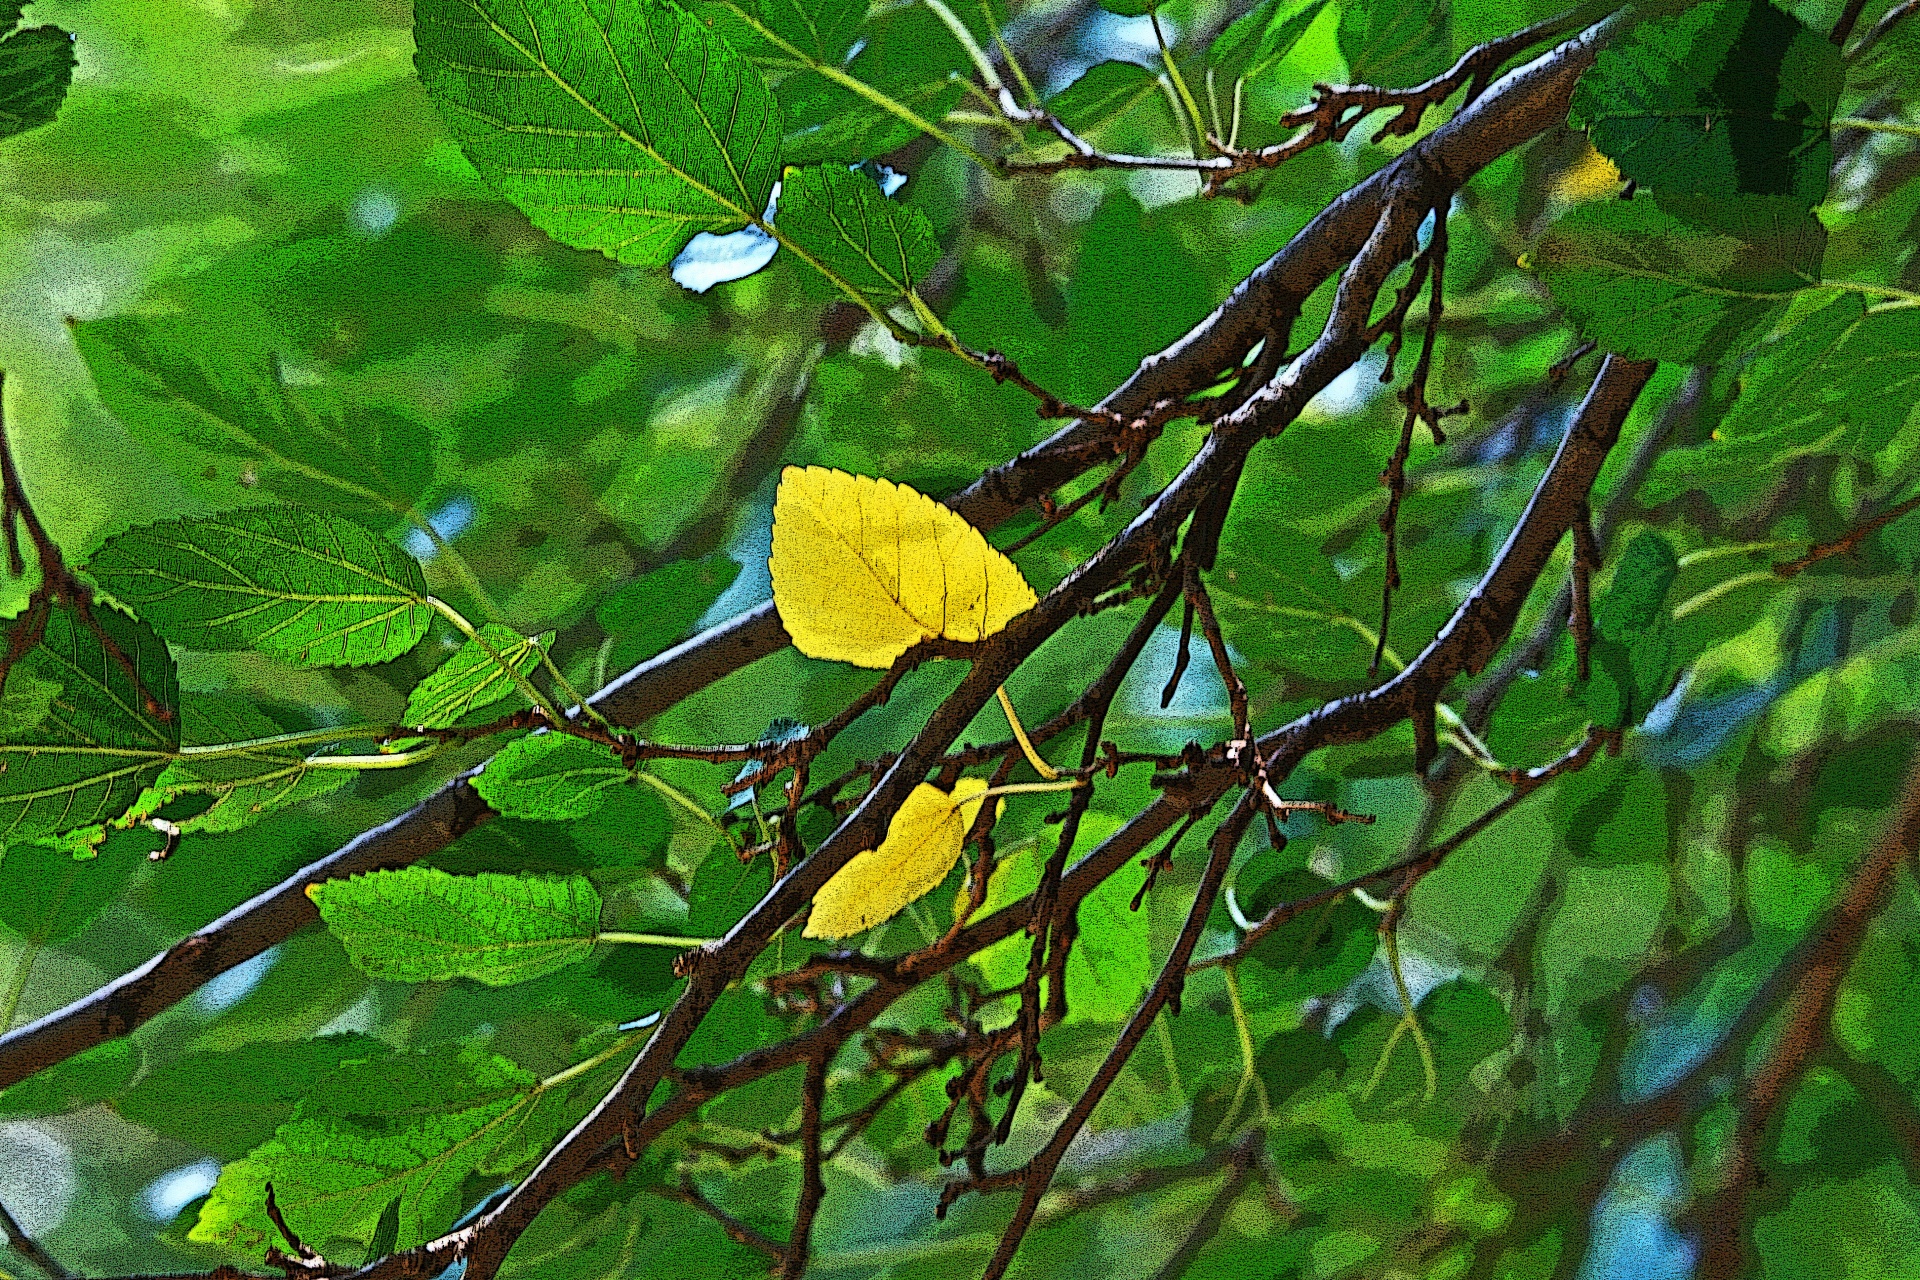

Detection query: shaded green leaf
(115, 1035), (387, 1159)
(309, 867), (603, 986)
(1642, 295), (1920, 503)
(778, 162), (939, 305)
(86, 507), (432, 667)
(474, 732), (632, 822)
(0, 17), (72, 143)
(0, 1039), (138, 1117)
(415, 0), (784, 267)
(365, 1196), (402, 1266)
(1210, 0), (1330, 89)
(405, 624), (552, 730)
(1047, 60), (1171, 137)
(594, 554), (741, 674)
(0, 603), (179, 841)
(1570, 0), (1842, 209)
(1532, 193), (1823, 363)
(1579, 531), (1679, 727)
(1339, 0), (1450, 87)
(71, 314), (433, 513)
(776, 4), (968, 164)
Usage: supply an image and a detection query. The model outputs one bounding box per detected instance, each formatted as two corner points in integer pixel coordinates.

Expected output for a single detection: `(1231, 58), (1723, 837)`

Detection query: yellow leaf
(1555, 142), (1623, 204)
(769, 466), (1038, 669)
(804, 778), (991, 939)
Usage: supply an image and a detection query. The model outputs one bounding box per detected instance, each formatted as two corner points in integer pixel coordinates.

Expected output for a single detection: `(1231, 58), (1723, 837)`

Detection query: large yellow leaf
(769, 466), (1038, 669)
(804, 779), (992, 939)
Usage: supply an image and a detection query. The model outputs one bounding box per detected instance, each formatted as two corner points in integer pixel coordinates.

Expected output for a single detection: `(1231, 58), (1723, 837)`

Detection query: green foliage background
(0, 0), (1915, 1276)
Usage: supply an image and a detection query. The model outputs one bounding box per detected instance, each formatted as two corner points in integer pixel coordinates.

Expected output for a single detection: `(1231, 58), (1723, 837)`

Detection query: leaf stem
(1672, 569), (1778, 619)
(923, 0), (1005, 93)
(303, 746), (439, 770)
(636, 772), (741, 854)
(996, 685), (1060, 779)
(1835, 116), (1920, 138)
(177, 724), (397, 759)
(597, 931), (719, 948)
(1151, 10), (1208, 160)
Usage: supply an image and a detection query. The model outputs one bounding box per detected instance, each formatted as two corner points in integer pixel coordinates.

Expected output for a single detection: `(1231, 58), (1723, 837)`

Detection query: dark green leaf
(71, 314), (433, 513)
(1570, 0), (1842, 209)
(1642, 296), (1920, 503)
(1532, 193), (1823, 363)
(414, 0), (784, 267)
(594, 555), (741, 672)
(0, 603), (179, 841)
(115, 1035), (387, 1158)
(404, 624), (552, 730)
(1046, 60), (1172, 137)
(0, 20), (72, 142)
(0, 1039), (138, 1117)
(1339, 0), (1451, 88)
(474, 732), (632, 822)
(86, 507), (432, 667)
(308, 867), (603, 985)
(365, 1196), (402, 1265)
(778, 163), (939, 305)
(1579, 531), (1679, 727)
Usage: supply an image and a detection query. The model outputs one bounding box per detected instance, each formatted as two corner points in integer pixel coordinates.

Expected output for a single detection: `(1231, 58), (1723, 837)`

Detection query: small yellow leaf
(769, 466), (1038, 669)
(804, 778), (991, 939)
(1555, 142), (1623, 204)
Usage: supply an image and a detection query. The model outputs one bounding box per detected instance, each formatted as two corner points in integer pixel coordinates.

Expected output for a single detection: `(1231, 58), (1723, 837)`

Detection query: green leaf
(1570, 0), (1842, 210)
(405, 625), (552, 730)
(115, 1035), (387, 1159)
(778, 162), (939, 306)
(1643, 296), (1920, 503)
(0, 603), (179, 841)
(474, 732), (632, 822)
(309, 867), (603, 986)
(0, 1039), (138, 1118)
(1210, 0), (1330, 89)
(144, 697), (357, 837)
(1579, 531), (1679, 727)
(1046, 60), (1174, 137)
(0, 17), (73, 143)
(594, 554), (741, 674)
(1532, 193), (1823, 364)
(364, 1196), (402, 1266)
(71, 314), (433, 514)
(775, 4), (968, 164)
(703, 0), (865, 64)
(1339, 0), (1451, 88)
(414, 0), (784, 268)
(191, 1044), (541, 1252)
(86, 507), (432, 667)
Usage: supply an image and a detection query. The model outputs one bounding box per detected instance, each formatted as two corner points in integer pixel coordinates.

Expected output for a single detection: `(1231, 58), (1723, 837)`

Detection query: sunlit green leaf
(404, 624), (552, 730)
(474, 731), (632, 822)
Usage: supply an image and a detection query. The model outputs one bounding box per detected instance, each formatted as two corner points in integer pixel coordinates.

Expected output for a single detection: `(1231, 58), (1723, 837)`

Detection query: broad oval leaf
(0, 602), (179, 841)
(805, 778), (989, 939)
(769, 466), (1038, 669)
(474, 731), (631, 822)
(1570, 0), (1842, 210)
(404, 624), (552, 729)
(778, 163), (939, 306)
(1047, 60), (1173, 137)
(1532, 193), (1823, 364)
(86, 507), (432, 667)
(415, 0), (784, 268)
(308, 867), (602, 985)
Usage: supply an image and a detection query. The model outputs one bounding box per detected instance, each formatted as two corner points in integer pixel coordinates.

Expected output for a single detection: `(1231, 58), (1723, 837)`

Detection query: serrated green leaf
(1210, 0), (1330, 89)
(474, 732), (632, 822)
(1570, 0), (1841, 209)
(309, 867), (602, 986)
(404, 625), (551, 730)
(1046, 60), (1173, 137)
(191, 1044), (540, 1252)
(115, 1035), (387, 1159)
(778, 163), (938, 305)
(1339, 0), (1451, 88)
(414, 0), (784, 268)
(86, 507), (431, 667)
(703, 0), (865, 64)
(1643, 296), (1920, 503)
(0, 603), (179, 841)
(71, 314), (433, 513)
(0, 19), (73, 142)
(1533, 193), (1823, 363)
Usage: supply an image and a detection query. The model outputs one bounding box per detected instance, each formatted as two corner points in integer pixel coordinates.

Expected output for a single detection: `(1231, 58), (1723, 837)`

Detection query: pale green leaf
(308, 867), (602, 986)
(404, 624), (552, 729)
(474, 732), (631, 822)
(86, 507), (432, 667)
(415, 0), (784, 267)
